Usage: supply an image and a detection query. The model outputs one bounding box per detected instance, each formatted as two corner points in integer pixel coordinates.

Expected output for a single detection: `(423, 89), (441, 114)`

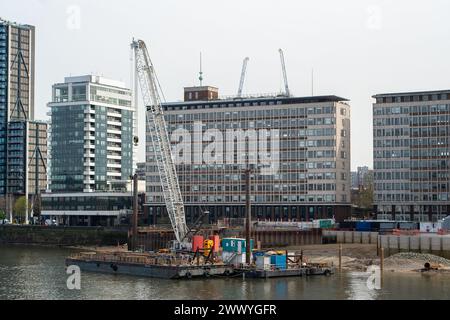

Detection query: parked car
(0, 219), (10, 225)
(45, 219), (58, 226)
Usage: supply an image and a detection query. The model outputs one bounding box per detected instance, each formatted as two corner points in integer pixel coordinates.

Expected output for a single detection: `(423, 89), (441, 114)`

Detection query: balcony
(84, 135), (95, 141)
(107, 145), (122, 152)
(107, 163), (122, 169)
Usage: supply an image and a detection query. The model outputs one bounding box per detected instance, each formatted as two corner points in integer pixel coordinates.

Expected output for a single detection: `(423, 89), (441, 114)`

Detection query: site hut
(373, 90), (450, 222)
(145, 86), (352, 225)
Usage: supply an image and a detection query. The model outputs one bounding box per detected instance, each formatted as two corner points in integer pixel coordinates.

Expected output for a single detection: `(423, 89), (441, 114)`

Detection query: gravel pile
(386, 252), (450, 266)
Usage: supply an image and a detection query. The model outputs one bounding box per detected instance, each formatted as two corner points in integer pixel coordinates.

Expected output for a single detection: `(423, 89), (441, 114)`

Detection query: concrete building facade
(373, 90), (450, 222)
(146, 87), (352, 224)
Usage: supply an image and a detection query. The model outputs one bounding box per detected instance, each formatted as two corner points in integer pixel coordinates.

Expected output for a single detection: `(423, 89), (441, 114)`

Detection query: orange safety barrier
(392, 229), (420, 236)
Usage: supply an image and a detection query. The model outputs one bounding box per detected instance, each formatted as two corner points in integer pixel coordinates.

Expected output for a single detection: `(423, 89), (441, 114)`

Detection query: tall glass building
(373, 90), (450, 222)
(0, 18), (46, 212)
(146, 87), (351, 224)
(48, 76), (134, 193)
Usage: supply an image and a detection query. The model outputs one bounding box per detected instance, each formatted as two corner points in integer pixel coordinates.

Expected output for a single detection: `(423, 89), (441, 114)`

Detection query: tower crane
(237, 57), (249, 98)
(279, 49), (291, 97)
(131, 39), (189, 248)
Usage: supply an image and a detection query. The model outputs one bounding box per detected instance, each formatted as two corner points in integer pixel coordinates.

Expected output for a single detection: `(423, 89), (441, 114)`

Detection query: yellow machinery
(203, 240), (214, 257)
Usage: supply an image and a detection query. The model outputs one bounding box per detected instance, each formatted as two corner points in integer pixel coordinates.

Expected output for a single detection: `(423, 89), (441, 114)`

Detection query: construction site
(66, 39), (337, 280)
(66, 38), (450, 280)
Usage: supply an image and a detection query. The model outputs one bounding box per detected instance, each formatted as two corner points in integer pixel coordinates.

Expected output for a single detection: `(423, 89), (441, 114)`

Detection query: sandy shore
(279, 244), (450, 273)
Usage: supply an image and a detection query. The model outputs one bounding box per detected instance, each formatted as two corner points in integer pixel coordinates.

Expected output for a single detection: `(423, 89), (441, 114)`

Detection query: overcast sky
(2, 0), (450, 170)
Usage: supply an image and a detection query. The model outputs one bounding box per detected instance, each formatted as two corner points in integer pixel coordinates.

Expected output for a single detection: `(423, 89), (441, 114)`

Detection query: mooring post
(131, 173), (139, 252)
(245, 168), (252, 266)
(380, 247), (384, 274)
(339, 244), (343, 272)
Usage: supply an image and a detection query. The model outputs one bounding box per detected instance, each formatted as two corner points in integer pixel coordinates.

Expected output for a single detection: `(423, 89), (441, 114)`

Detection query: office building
(373, 90), (450, 222)
(41, 192), (146, 227)
(146, 86), (352, 224)
(48, 75), (134, 193)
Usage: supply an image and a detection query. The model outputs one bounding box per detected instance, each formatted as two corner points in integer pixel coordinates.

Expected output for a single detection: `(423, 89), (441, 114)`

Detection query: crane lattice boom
(237, 57), (249, 98)
(132, 40), (188, 243)
(279, 49), (291, 97)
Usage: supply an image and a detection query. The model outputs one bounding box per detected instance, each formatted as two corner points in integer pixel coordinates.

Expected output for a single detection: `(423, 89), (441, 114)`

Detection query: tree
(33, 194), (42, 218)
(358, 187), (374, 209)
(14, 197), (29, 223)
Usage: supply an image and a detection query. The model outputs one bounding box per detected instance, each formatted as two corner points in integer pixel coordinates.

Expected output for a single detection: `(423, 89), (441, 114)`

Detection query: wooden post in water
(339, 244), (343, 272)
(132, 174), (139, 252)
(245, 169), (252, 266)
(380, 247), (384, 273)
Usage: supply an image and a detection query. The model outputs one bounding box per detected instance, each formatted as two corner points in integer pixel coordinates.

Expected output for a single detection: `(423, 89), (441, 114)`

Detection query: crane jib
(133, 39), (189, 245)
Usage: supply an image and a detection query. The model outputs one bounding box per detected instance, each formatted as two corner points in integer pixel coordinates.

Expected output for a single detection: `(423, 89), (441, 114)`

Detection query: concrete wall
(322, 230), (379, 245)
(134, 229), (324, 251)
(379, 234), (450, 259)
(0, 225), (128, 246)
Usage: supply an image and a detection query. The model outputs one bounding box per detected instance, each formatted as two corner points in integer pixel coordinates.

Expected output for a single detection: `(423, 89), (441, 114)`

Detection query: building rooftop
(0, 17), (34, 29)
(373, 89), (450, 100)
(157, 95), (349, 112)
(184, 86), (219, 92)
(62, 75), (128, 90)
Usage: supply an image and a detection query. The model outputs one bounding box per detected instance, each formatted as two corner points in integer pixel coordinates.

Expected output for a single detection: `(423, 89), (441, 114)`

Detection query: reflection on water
(1, 245), (449, 300)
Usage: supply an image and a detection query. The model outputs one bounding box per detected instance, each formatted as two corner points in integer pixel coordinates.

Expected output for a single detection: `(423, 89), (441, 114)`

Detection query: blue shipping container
(270, 255), (287, 270)
(356, 221), (372, 232)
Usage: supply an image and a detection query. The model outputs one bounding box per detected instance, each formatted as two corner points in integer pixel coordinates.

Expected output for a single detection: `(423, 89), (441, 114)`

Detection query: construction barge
(242, 264), (334, 279)
(66, 246), (335, 280)
(66, 251), (234, 279)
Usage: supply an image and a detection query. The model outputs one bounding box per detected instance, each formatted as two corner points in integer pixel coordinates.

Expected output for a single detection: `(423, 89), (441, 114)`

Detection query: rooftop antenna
(311, 68), (314, 96)
(199, 52), (204, 87)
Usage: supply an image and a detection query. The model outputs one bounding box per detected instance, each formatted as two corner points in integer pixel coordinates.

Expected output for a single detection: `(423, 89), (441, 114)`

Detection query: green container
(222, 238), (254, 253)
(319, 220), (333, 229)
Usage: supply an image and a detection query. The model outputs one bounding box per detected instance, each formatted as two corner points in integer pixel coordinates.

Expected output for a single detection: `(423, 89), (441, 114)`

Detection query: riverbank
(0, 225), (128, 247)
(279, 243), (450, 274)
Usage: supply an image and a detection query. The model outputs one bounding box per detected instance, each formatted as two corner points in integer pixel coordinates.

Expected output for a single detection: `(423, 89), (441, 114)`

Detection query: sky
(1, 0), (450, 170)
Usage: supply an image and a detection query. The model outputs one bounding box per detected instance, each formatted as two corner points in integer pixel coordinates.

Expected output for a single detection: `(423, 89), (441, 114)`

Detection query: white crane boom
(237, 57), (249, 98)
(131, 39), (189, 244)
(279, 49), (291, 97)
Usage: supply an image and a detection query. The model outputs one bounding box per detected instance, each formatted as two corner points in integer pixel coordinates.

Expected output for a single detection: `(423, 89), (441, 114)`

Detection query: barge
(243, 266), (335, 279)
(66, 251), (234, 280)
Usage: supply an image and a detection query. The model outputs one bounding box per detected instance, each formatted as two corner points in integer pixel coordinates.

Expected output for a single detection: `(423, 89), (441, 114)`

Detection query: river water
(1, 245), (449, 300)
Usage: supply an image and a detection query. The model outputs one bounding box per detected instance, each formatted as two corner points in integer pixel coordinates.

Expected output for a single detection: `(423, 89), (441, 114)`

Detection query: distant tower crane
(237, 57), (250, 98)
(279, 49), (291, 97)
(131, 39), (189, 247)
